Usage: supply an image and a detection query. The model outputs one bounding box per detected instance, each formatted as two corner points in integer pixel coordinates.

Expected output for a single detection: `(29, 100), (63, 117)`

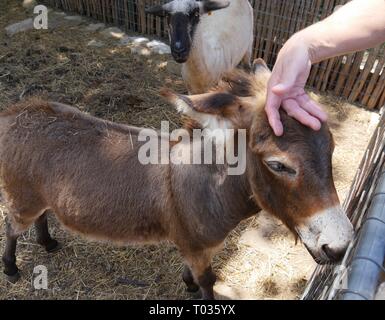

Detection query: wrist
(290, 23), (334, 64)
(291, 28), (319, 64)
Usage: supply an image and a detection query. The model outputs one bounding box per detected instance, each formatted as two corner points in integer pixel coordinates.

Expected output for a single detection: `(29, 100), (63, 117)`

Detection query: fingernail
(313, 122), (322, 130)
(322, 113), (328, 121)
(275, 127), (283, 136)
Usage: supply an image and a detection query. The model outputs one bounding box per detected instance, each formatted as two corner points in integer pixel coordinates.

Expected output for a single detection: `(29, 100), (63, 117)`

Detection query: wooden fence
(42, 0), (385, 110)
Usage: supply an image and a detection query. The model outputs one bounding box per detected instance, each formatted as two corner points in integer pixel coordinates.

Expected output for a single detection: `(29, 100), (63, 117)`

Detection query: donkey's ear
(145, 4), (168, 17)
(160, 89), (239, 129)
(252, 58), (271, 75)
(160, 89), (260, 129)
(160, 89), (196, 115)
(199, 0), (230, 14)
(161, 89), (238, 115)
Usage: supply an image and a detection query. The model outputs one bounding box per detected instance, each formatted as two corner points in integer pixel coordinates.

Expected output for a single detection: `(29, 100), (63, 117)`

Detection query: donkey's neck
(169, 143), (259, 244)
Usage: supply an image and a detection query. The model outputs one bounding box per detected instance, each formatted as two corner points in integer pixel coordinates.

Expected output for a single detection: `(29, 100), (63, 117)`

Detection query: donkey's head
(146, 0), (230, 63)
(248, 101), (353, 264)
(162, 59), (353, 264)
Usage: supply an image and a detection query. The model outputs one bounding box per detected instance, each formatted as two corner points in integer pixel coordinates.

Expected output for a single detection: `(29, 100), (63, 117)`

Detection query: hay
(0, 2), (379, 300)
(0, 2), (183, 130)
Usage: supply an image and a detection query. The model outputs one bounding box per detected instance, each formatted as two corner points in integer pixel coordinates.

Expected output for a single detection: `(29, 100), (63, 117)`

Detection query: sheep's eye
(190, 9), (200, 17)
(265, 161), (296, 175)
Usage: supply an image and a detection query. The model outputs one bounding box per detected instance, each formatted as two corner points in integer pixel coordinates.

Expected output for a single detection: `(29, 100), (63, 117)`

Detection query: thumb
(271, 70), (298, 96)
(272, 83), (294, 95)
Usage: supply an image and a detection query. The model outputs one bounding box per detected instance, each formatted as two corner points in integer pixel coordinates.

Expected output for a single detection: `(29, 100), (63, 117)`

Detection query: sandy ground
(0, 2), (380, 300)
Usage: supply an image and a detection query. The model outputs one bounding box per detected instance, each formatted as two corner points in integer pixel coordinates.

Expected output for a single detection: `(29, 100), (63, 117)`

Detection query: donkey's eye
(265, 161), (296, 175)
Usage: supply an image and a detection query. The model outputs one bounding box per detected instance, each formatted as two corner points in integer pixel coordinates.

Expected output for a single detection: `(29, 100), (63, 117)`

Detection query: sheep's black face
(145, 0), (230, 64)
(168, 9), (200, 63)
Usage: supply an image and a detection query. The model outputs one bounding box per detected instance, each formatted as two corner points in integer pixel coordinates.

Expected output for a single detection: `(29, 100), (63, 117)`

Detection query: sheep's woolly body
(182, 0), (254, 94)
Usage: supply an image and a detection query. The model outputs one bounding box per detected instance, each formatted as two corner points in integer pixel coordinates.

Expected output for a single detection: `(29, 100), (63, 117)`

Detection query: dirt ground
(0, 1), (380, 300)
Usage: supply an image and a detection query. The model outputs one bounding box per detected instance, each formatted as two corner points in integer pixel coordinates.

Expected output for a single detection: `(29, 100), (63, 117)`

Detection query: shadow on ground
(0, 2), (378, 300)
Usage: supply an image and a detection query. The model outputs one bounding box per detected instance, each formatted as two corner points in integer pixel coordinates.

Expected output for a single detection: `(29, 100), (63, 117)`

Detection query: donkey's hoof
(5, 271), (20, 284)
(45, 239), (61, 253)
(190, 290), (202, 300)
(186, 283), (200, 293)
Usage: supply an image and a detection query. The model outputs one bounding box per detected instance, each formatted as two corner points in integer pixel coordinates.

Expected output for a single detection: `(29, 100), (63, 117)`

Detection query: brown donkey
(0, 60), (353, 299)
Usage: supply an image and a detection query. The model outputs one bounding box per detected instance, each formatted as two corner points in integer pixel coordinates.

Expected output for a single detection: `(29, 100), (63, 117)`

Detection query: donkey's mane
(210, 68), (266, 97)
(181, 68), (267, 131)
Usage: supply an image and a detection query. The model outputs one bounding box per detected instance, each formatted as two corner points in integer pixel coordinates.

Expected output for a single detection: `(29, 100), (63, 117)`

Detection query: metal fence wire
(41, 0), (385, 110)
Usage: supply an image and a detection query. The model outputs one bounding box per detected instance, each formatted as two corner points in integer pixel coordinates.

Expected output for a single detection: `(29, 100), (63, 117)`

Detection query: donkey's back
(0, 98), (173, 242)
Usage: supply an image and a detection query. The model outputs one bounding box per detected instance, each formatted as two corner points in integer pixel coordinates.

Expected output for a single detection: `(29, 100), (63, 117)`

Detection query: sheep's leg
(241, 53), (252, 68)
(238, 44), (253, 71)
(2, 220), (21, 283)
(35, 212), (60, 253)
(184, 248), (217, 300)
(182, 265), (200, 293)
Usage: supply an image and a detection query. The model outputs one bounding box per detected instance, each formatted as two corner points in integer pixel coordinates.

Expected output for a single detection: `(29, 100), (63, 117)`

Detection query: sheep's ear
(145, 3), (171, 17)
(252, 58), (271, 75)
(199, 0), (230, 14)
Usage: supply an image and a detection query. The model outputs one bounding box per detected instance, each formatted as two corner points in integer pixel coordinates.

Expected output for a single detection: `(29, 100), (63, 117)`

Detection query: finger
(265, 90), (284, 136)
(265, 105), (283, 136)
(270, 65), (299, 96)
(296, 94), (328, 122)
(282, 99), (322, 131)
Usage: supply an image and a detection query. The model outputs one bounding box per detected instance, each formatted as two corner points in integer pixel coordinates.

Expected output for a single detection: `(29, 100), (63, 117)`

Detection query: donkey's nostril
(322, 244), (345, 262)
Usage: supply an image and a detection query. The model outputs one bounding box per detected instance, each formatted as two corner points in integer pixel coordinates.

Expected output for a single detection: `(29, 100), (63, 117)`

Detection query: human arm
(265, 0), (385, 136)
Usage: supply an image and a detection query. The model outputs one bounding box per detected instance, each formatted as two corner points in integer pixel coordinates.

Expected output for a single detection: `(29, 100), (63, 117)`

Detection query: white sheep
(146, 0), (254, 94)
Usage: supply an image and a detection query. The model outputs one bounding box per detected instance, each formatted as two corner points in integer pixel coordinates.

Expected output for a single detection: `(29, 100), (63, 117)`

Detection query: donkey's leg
(182, 265), (200, 293)
(35, 211), (60, 253)
(195, 264), (216, 300)
(1, 181), (46, 282)
(2, 220), (21, 283)
(184, 248), (218, 300)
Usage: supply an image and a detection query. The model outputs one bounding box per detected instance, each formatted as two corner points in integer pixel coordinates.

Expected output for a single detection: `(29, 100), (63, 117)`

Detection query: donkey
(0, 60), (353, 299)
(146, 0), (254, 94)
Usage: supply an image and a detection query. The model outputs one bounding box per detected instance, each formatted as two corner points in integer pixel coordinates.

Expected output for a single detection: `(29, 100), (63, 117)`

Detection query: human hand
(265, 35), (328, 136)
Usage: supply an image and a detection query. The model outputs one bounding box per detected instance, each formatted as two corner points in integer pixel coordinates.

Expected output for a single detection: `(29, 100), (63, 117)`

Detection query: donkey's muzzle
(297, 205), (354, 264)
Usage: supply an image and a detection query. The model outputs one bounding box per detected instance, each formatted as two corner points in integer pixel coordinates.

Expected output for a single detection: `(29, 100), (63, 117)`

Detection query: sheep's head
(146, 0), (230, 63)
